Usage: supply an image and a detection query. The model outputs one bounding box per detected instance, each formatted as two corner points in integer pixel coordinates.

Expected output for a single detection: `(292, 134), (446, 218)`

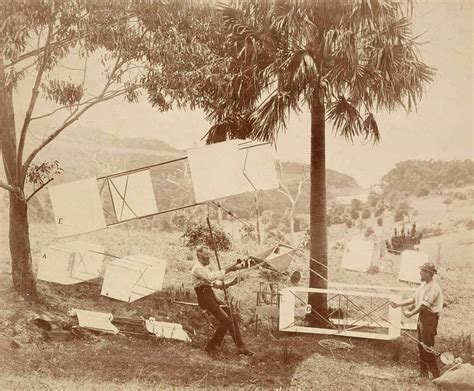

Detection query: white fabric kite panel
(187, 140), (279, 203)
(36, 242), (105, 285)
(72, 308), (118, 334)
(49, 177), (106, 238)
(265, 245), (296, 273)
(101, 261), (140, 302)
(101, 254), (167, 302)
(66, 241), (105, 281)
(187, 140), (244, 203)
(399, 250), (428, 283)
(109, 170), (158, 222)
(241, 143), (280, 192)
(145, 318), (191, 342)
(37, 246), (75, 284)
(127, 254), (167, 302)
(341, 238), (374, 272)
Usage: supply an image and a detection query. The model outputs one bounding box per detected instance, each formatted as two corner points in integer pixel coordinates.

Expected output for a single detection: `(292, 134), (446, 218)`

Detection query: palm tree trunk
(307, 100), (328, 326)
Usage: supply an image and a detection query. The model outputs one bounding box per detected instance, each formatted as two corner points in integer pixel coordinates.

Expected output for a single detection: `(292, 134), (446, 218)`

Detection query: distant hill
(381, 160), (474, 197)
(56, 125), (180, 153)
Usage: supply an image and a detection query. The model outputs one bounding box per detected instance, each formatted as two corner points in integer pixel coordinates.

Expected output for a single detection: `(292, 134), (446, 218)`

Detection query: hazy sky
(16, 0), (473, 188)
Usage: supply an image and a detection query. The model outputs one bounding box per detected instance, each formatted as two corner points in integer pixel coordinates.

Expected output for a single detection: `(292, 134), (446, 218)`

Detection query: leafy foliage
(182, 220), (232, 252)
(25, 160), (63, 187)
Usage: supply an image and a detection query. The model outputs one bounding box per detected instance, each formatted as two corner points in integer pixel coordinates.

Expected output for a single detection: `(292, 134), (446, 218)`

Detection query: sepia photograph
(0, 0), (472, 389)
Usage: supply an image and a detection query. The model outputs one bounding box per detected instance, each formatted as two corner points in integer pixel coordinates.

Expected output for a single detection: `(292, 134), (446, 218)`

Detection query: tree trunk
(9, 195), (37, 296)
(255, 194), (261, 245)
(217, 204), (223, 224)
(289, 201), (295, 246)
(307, 100), (328, 326)
(1, 49), (38, 297)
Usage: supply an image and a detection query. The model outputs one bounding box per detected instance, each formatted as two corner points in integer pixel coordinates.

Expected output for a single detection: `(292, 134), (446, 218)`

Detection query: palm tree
(200, 0), (435, 325)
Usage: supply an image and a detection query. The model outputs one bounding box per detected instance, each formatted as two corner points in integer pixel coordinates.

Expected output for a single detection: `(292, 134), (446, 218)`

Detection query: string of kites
(38, 138), (429, 303)
(37, 140), (280, 302)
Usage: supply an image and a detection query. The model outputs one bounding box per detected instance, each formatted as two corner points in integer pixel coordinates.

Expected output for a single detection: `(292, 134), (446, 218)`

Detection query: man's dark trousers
(195, 286), (244, 349)
(417, 311), (440, 378)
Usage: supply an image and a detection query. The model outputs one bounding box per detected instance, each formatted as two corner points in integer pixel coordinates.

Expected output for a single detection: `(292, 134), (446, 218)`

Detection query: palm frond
(327, 96), (363, 142)
(250, 88), (300, 142)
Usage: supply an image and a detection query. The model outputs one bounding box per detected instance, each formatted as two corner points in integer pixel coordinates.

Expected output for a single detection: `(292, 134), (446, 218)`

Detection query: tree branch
(17, 2), (55, 186)
(22, 84), (139, 173)
(0, 180), (16, 193)
(4, 10), (141, 69)
(277, 182), (296, 205)
(25, 177), (54, 202)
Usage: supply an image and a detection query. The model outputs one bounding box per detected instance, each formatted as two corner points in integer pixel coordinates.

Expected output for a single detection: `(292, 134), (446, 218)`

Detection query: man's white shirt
(191, 262), (225, 288)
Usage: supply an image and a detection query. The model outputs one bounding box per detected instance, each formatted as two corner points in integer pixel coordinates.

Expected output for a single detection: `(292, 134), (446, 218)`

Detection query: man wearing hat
(390, 262), (443, 378)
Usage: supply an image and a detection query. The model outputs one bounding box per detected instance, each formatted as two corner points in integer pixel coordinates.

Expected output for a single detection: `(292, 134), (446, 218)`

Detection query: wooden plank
(329, 282), (417, 292)
(281, 325), (394, 341)
(286, 287), (400, 299)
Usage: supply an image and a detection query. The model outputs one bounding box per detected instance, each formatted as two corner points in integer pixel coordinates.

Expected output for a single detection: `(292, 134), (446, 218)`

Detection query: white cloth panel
(37, 246), (75, 284)
(341, 238), (374, 272)
(49, 177), (106, 238)
(36, 242), (105, 285)
(109, 170), (158, 222)
(66, 241), (105, 282)
(187, 140), (279, 203)
(101, 254), (167, 302)
(241, 143), (280, 192)
(399, 250), (428, 283)
(72, 309), (118, 334)
(264, 244), (295, 273)
(145, 318), (191, 342)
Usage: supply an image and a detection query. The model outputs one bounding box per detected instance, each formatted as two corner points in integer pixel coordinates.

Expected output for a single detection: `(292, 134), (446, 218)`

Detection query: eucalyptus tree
(0, 0), (199, 296)
(186, 0), (435, 324)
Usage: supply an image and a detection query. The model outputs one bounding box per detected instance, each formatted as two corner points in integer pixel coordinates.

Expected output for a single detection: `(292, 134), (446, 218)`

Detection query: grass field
(0, 194), (472, 390)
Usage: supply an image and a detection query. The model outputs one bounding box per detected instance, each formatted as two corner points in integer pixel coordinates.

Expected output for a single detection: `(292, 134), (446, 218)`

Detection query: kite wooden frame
(279, 287), (402, 340)
(327, 282), (418, 331)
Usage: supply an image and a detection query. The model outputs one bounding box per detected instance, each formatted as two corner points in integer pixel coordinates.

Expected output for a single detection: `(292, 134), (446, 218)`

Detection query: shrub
(419, 225), (444, 237)
(356, 218), (366, 230)
(394, 201), (410, 223)
(260, 210), (273, 225)
(374, 207), (384, 217)
(361, 209), (371, 219)
(377, 217), (383, 227)
(171, 213), (187, 229)
(293, 216), (308, 232)
(182, 220), (232, 251)
(265, 229), (288, 245)
(365, 226), (375, 237)
(443, 197), (453, 205)
(394, 209), (405, 222)
(351, 199), (363, 211)
(350, 209), (359, 220)
(466, 220), (474, 230)
(240, 224), (257, 242)
(415, 184), (430, 197)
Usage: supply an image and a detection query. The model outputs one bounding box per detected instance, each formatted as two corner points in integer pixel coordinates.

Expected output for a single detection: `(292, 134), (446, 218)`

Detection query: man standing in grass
(390, 262), (443, 378)
(191, 245), (253, 357)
